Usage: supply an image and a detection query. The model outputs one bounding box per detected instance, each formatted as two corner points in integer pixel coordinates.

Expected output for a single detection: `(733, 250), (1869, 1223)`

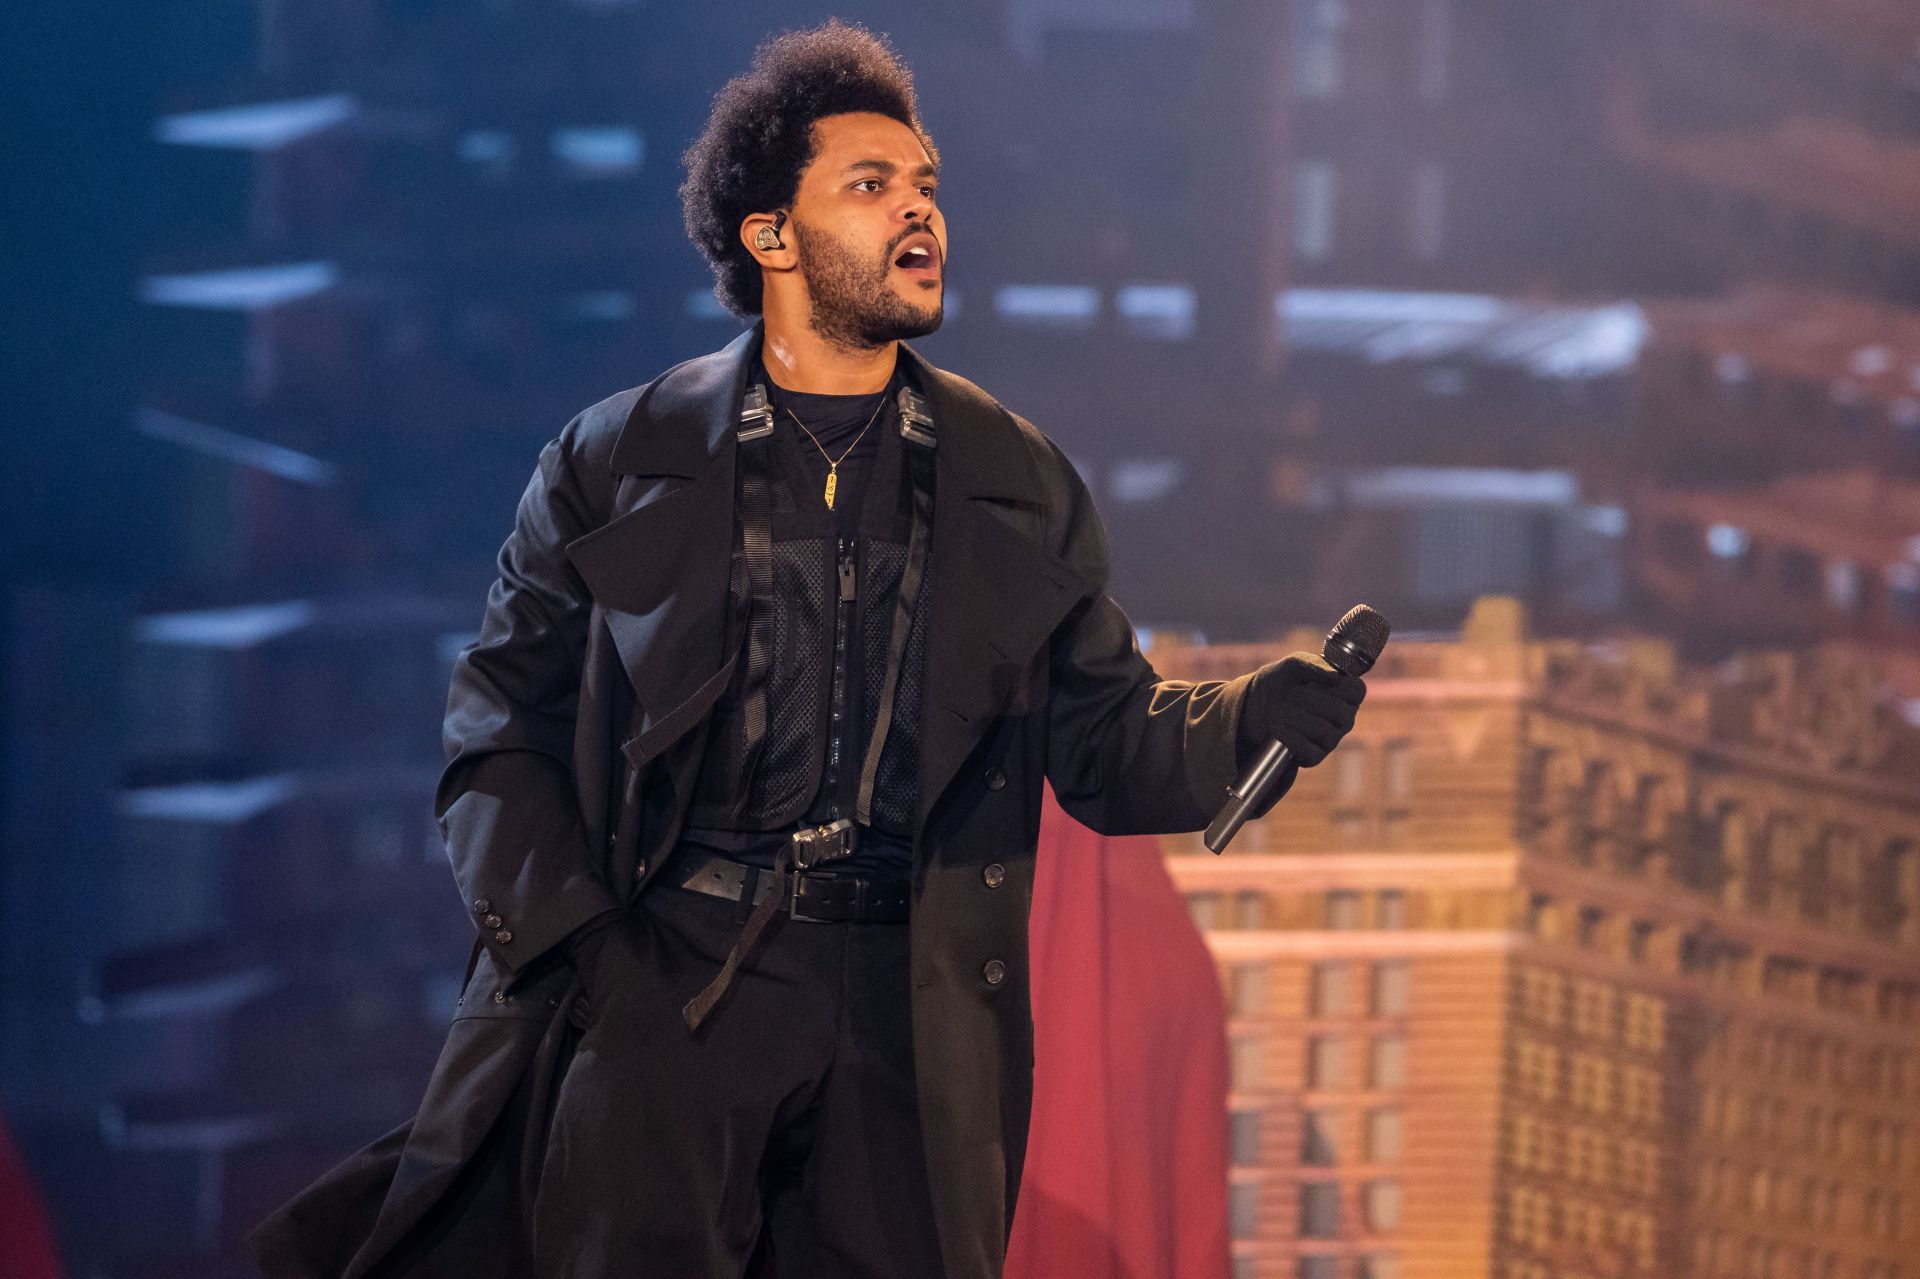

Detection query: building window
(1294, 160), (1339, 262)
(1232, 1036), (1266, 1092)
(1292, 0), (1348, 99)
(1234, 890), (1266, 930)
(1827, 560), (1864, 613)
(1780, 547), (1821, 599)
(1186, 892), (1221, 931)
(1889, 562), (1920, 625)
(1299, 1259), (1341, 1279)
(1409, 161), (1447, 263)
(1416, 0), (1451, 99)
(1333, 740), (1368, 805)
(1518, 1041), (1561, 1100)
(549, 125), (645, 178)
(1622, 1065), (1660, 1123)
(1365, 1179), (1403, 1231)
(1313, 961), (1356, 1016)
(1303, 1109), (1341, 1165)
(1373, 961), (1411, 1016)
(1573, 979), (1614, 1039)
(1309, 1036), (1347, 1089)
(1624, 993), (1665, 1054)
(1382, 738), (1413, 805)
(1301, 1182), (1342, 1238)
(1366, 1108), (1404, 1161)
(1378, 889), (1408, 929)
(1231, 1109), (1263, 1166)
(1571, 1053), (1615, 1113)
(1230, 1180), (1261, 1240)
(1327, 889), (1364, 929)
(1359, 1256), (1401, 1279)
(1371, 1035), (1408, 1089)
(1229, 963), (1271, 1019)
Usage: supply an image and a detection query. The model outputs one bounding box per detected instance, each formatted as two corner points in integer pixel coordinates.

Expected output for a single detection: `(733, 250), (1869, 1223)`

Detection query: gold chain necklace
(785, 392), (887, 510)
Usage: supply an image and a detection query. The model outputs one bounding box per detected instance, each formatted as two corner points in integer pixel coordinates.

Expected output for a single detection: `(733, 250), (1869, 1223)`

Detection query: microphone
(1203, 604), (1392, 853)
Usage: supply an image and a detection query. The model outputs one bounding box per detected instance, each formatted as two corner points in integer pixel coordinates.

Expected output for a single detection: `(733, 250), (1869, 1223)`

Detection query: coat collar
(608, 320), (1046, 508)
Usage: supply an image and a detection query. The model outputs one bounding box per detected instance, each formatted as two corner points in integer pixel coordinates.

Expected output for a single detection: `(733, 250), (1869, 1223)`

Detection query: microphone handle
(1204, 737), (1293, 853)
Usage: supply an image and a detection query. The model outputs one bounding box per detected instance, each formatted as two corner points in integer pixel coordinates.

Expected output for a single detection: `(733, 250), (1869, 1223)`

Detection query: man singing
(252, 20), (1363, 1279)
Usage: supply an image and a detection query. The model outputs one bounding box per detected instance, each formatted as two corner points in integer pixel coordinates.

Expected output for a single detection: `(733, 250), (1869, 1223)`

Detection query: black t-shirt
(760, 365), (891, 540)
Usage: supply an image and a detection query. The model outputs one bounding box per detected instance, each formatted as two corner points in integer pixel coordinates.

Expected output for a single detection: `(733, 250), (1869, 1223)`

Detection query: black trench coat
(250, 323), (1280, 1279)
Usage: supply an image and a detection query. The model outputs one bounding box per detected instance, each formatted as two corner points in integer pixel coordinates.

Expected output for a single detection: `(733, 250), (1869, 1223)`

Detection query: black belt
(672, 852), (910, 924)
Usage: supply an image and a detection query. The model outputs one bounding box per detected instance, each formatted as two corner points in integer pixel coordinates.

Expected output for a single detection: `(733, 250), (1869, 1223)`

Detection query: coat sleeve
(435, 417), (623, 977)
(1040, 442), (1288, 836)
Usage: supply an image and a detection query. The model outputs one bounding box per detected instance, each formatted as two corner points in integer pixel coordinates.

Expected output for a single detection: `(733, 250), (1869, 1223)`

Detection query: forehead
(803, 112), (935, 180)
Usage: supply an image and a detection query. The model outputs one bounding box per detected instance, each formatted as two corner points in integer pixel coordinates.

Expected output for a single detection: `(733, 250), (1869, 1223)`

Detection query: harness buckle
(790, 818), (856, 871)
(739, 384), (776, 441)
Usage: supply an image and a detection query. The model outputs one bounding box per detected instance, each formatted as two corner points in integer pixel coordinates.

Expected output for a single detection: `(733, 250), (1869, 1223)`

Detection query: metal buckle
(789, 818), (855, 871)
(739, 384), (776, 441)
(896, 386), (936, 449)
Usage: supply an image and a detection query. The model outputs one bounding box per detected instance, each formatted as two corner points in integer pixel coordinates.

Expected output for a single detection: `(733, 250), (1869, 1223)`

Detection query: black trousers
(530, 873), (946, 1279)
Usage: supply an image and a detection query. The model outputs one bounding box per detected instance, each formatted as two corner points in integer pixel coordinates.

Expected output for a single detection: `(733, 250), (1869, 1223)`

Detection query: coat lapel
(897, 347), (1094, 844)
(563, 326), (758, 769)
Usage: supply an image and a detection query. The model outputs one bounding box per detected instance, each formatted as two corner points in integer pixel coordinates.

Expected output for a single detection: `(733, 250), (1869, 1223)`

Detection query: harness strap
(731, 385), (777, 819)
(856, 385), (936, 826)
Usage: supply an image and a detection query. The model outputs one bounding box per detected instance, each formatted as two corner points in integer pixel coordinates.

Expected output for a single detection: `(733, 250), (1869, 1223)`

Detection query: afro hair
(680, 20), (938, 317)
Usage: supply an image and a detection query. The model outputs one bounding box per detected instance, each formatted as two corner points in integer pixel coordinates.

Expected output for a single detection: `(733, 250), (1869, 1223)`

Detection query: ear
(741, 210), (795, 270)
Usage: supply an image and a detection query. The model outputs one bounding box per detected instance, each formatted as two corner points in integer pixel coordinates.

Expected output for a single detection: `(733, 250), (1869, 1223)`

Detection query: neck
(759, 293), (898, 394)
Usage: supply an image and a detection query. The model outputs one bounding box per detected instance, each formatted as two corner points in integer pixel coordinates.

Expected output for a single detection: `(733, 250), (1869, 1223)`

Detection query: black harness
(680, 381), (937, 1031)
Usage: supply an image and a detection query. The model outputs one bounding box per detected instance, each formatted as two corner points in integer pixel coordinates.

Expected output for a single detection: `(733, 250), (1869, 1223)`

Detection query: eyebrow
(841, 159), (940, 179)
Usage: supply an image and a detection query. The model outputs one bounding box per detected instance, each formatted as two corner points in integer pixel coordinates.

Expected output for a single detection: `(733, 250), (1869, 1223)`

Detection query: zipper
(822, 536), (857, 817)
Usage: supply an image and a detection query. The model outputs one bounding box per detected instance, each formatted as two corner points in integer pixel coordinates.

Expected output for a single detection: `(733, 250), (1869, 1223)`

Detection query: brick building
(1152, 597), (1920, 1279)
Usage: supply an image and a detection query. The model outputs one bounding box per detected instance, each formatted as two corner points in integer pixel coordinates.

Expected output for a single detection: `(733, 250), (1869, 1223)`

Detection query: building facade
(1153, 597), (1920, 1279)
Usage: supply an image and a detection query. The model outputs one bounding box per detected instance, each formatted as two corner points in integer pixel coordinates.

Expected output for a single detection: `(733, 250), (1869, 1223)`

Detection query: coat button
(982, 863), (1006, 889)
(494, 929), (514, 945)
(492, 990), (508, 1004)
(984, 766), (1007, 792)
(483, 913), (503, 929)
(983, 959), (1007, 986)
(633, 858), (647, 881)
(473, 898), (492, 915)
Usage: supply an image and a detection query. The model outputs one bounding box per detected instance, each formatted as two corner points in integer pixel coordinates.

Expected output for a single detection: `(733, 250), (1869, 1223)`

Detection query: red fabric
(1006, 786), (1231, 1279)
(0, 1110), (62, 1279)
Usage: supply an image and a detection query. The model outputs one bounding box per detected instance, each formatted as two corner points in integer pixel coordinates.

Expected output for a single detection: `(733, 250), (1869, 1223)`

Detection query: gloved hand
(564, 908), (628, 1024)
(1236, 651), (1366, 769)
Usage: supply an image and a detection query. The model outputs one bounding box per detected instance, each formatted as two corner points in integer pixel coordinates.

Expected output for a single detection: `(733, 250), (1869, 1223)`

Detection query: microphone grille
(1324, 604), (1391, 676)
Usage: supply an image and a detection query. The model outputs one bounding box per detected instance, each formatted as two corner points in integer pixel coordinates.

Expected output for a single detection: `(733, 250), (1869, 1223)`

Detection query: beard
(790, 215), (943, 351)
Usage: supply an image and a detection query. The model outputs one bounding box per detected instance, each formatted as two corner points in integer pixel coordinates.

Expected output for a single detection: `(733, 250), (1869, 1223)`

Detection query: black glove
(564, 908), (626, 1019)
(1236, 651), (1366, 769)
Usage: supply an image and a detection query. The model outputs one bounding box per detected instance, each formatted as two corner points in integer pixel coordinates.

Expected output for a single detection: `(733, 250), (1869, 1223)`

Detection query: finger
(1276, 716), (1342, 763)
(1294, 690), (1358, 733)
(1279, 732), (1328, 767)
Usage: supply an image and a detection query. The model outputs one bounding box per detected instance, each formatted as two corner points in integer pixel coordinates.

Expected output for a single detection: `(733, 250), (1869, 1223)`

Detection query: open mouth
(893, 242), (940, 278)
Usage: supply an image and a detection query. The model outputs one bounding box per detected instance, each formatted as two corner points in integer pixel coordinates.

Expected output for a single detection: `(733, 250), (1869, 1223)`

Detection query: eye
(918, 184), (938, 200)
(853, 178), (882, 193)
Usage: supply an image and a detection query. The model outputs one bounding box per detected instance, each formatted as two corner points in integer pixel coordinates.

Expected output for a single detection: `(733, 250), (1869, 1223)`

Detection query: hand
(1237, 651), (1366, 768)
(564, 909), (626, 1022)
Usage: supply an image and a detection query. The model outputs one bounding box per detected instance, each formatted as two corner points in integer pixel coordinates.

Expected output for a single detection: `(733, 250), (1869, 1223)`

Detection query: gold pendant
(823, 469), (838, 510)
